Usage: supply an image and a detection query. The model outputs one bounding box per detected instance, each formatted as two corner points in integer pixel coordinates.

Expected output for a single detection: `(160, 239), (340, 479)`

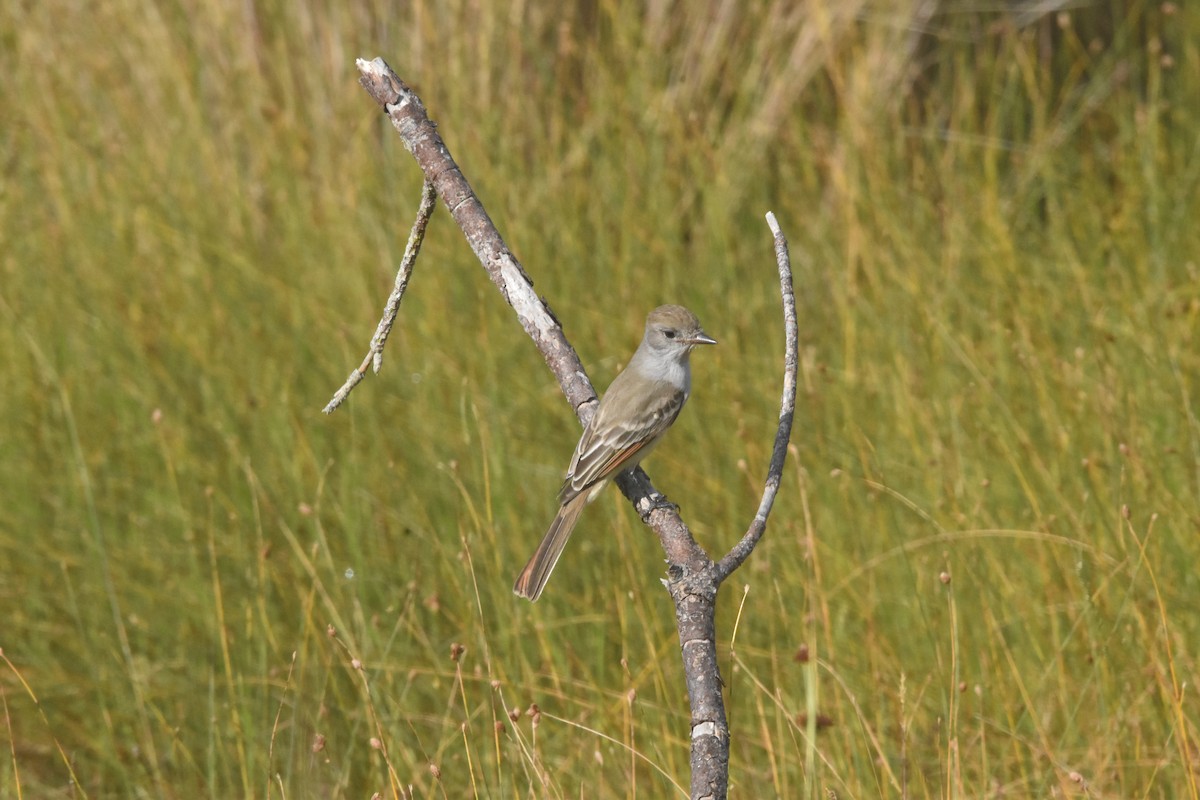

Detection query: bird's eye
(663, 329), (677, 339)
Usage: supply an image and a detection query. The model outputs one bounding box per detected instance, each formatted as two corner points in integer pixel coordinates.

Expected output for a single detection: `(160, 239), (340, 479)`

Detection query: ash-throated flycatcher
(513, 304), (716, 601)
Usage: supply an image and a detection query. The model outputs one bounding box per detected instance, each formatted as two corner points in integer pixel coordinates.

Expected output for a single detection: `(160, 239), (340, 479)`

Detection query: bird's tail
(513, 493), (590, 601)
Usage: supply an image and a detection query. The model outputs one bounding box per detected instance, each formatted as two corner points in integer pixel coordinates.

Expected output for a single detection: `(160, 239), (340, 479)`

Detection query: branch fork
(328, 57), (798, 800)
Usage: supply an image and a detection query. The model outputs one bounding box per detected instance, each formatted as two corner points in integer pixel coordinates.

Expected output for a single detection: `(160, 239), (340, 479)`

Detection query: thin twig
(715, 212), (797, 580)
(323, 179), (437, 414)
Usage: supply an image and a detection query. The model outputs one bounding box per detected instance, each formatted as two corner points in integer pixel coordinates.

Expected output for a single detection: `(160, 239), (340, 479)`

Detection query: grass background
(2, 0), (1198, 797)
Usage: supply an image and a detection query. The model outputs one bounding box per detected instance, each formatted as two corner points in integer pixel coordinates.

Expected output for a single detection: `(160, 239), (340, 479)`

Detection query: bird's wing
(558, 383), (686, 504)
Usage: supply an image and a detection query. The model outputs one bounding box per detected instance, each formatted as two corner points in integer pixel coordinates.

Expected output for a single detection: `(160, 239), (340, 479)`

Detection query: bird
(513, 304), (716, 601)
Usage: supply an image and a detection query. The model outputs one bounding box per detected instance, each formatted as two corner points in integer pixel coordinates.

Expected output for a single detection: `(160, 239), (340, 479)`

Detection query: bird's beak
(685, 331), (718, 346)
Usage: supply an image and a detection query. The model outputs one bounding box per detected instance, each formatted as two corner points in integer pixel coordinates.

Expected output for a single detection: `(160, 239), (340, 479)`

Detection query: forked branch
(339, 56), (797, 800)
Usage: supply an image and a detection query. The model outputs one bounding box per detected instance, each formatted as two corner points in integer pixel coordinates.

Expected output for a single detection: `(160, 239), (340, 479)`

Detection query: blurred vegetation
(2, 0), (1198, 797)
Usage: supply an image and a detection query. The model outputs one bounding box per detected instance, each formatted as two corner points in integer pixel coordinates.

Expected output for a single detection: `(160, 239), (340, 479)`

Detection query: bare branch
(323, 180), (437, 414)
(715, 212), (797, 580)
(353, 57), (597, 411)
(343, 58), (790, 800)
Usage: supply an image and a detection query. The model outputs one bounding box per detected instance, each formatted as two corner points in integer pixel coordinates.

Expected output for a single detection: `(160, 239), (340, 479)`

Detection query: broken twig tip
(356, 57), (388, 74)
(765, 211), (781, 237)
